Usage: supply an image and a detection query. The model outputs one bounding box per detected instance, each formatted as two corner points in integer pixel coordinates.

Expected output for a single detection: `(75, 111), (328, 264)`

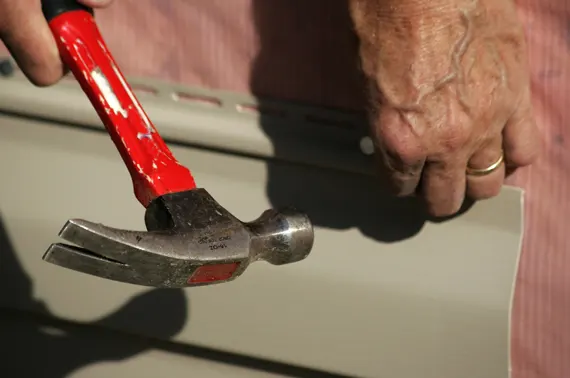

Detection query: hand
(0, 0), (113, 86)
(349, 0), (540, 217)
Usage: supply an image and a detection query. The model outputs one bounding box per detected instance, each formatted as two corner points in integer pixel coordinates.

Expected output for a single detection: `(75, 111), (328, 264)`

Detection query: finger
(373, 145), (425, 197)
(0, 0), (63, 86)
(78, 0), (114, 7)
(372, 106), (426, 196)
(421, 158), (467, 217)
(466, 137), (505, 199)
(503, 89), (541, 169)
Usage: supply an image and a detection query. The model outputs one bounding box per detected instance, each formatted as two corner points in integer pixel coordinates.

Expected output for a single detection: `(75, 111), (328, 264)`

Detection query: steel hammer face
(43, 189), (314, 288)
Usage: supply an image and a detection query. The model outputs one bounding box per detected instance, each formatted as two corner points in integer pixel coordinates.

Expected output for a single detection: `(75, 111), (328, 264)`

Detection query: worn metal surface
(45, 189), (313, 287)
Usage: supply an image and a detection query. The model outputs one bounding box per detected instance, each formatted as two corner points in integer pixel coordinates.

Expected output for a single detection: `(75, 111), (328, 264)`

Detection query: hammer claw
(56, 219), (159, 264)
(43, 242), (136, 284)
(43, 243), (125, 265)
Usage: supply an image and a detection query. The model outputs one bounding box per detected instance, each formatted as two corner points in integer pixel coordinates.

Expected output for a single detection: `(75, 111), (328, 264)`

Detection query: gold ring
(466, 153), (504, 176)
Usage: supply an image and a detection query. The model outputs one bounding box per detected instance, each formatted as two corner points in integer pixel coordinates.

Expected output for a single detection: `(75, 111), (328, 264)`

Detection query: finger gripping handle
(42, 0), (93, 21)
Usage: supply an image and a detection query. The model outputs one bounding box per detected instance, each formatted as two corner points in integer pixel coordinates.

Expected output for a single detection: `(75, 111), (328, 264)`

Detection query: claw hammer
(40, 0), (314, 288)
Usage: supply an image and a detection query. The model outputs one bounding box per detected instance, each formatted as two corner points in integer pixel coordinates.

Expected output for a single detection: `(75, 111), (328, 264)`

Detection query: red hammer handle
(43, 3), (197, 207)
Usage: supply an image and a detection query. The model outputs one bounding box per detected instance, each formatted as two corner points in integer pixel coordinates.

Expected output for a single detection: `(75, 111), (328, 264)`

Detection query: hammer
(40, 0), (314, 288)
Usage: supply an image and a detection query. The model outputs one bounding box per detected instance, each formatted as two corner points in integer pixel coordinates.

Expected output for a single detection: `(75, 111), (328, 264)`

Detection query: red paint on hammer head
(188, 263), (240, 284)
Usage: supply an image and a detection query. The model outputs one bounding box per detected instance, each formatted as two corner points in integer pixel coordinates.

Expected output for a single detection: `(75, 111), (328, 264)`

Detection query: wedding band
(466, 153), (504, 176)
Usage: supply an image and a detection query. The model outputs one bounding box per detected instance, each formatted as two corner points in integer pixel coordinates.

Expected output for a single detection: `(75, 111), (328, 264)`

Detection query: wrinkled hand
(350, 0), (540, 216)
(0, 0), (113, 86)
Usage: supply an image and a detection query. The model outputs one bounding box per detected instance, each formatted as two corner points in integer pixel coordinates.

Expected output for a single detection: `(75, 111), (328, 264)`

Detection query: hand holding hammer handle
(42, 0), (197, 207)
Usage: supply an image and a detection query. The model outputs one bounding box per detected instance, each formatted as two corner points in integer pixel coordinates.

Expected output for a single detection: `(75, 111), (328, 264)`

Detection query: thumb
(0, 0), (63, 86)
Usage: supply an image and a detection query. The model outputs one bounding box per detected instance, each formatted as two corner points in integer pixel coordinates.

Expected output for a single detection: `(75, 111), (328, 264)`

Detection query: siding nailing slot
(173, 92), (222, 107)
(131, 84), (159, 96)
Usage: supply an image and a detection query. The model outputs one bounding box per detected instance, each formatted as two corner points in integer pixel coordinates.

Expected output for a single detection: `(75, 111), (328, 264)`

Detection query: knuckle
(384, 140), (425, 167)
(437, 126), (470, 153)
(373, 108), (425, 166)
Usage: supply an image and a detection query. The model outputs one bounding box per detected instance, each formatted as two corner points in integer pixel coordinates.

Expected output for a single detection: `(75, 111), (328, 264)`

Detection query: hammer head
(43, 189), (314, 288)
